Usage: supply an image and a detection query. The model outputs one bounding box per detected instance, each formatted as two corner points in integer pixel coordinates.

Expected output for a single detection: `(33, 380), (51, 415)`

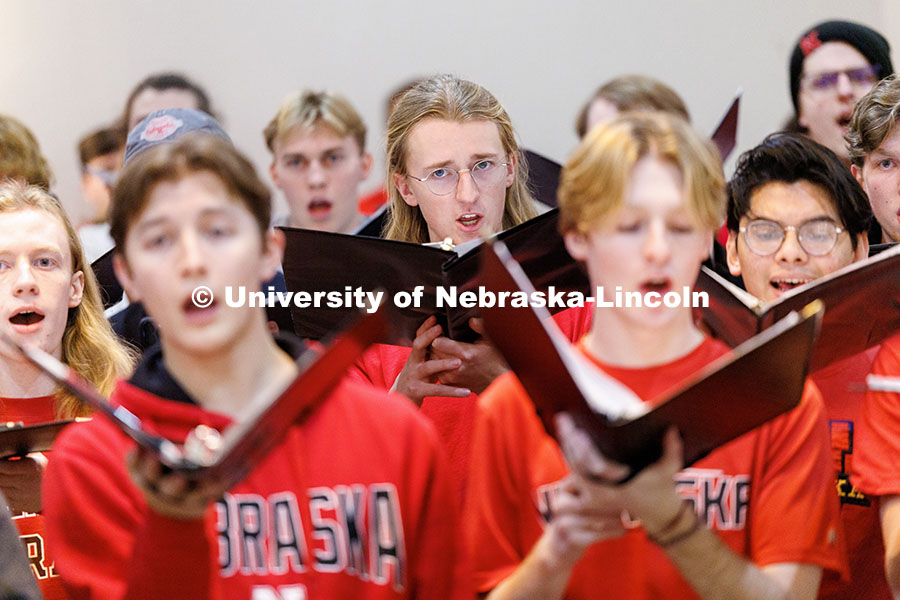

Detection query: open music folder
(695, 243), (900, 371)
(479, 240), (823, 474)
(4, 308), (389, 489)
(281, 208), (588, 342)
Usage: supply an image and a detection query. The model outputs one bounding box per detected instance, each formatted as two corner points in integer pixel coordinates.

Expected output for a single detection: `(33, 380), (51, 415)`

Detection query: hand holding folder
(479, 240), (823, 475)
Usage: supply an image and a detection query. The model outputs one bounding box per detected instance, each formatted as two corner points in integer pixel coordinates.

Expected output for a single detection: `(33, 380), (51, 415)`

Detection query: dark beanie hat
(789, 20), (893, 112)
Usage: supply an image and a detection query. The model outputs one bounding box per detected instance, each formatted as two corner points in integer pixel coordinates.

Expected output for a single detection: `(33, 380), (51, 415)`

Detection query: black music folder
(281, 208), (588, 342)
(480, 240), (822, 474)
(695, 244), (900, 371)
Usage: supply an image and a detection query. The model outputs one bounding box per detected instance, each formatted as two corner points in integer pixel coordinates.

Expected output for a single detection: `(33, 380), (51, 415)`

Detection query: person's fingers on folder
(127, 448), (226, 521)
(428, 319), (509, 394)
(555, 413), (629, 483)
(0, 453), (46, 514)
(395, 316), (470, 405)
(612, 428), (687, 534)
(545, 477), (626, 561)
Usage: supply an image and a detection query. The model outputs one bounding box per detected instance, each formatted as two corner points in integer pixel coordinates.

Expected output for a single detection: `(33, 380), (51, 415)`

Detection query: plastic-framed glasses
(740, 218), (844, 256)
(803, 65), (879, 93)
(407, 159), (509, 196)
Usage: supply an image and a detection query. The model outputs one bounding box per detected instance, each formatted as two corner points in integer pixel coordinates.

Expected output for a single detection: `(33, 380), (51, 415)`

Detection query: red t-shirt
(1, 395), (69, 600)
(813, 348), (890, 599)
(853, 334), (900, 497)
(43, 379), (472, 600)
(347, 305), (594, 503)
(465, 337), (845, 599)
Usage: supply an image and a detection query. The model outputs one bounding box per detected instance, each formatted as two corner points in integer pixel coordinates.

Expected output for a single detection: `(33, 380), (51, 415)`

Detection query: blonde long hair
(384, 74), (537, 243)
(0, 180), (135, 418)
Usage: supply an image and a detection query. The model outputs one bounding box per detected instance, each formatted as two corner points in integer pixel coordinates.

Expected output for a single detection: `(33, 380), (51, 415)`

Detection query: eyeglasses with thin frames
(407, 159), (509, 196)
(739, 218), (845, 256)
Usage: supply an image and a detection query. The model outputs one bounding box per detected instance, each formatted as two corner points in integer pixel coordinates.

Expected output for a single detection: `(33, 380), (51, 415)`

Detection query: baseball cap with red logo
(124, 108), (231, 165)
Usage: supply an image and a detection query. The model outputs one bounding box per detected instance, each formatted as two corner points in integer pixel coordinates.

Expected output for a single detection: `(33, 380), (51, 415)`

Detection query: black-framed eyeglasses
(803, 65), (879, 93)
(407, 159), (509, 196)
(740, 218), (844, 256)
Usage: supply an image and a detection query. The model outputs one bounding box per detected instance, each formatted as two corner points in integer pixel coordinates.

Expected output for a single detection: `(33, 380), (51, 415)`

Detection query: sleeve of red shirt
(43, 420), (218, 600)
(852, 335), (900, 496)
(747, 380), (848, 579)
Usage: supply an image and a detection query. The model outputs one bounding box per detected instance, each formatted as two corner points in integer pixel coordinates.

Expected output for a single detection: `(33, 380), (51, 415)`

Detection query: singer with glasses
(725, 132), (886, 599)
(362, 74), (541, 407)
(788, 20), (893, 166)
(350, 75), (593, 502)
(725, 132), (869, 301)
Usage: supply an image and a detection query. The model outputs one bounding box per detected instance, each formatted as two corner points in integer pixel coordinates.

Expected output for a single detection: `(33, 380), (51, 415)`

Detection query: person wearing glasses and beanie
(788, 20), (893, 167)
(724, 132), (885, 599)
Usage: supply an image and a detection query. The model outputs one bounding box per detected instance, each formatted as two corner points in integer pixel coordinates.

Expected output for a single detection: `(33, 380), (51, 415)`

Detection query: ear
(68, 270), (85, 309)
(393, 172), (418, 207)
(360, 152), (373, 180)
(853, 233), (870, 262)
(725, 229), (742, 277)
(269, 161), (282, 190)
(563, 230), (589, 262)
(260, 228), (285, 283)
(113, 253), (141, 303)
(850, 163), (866, 191)
(504, 153), (516, 188)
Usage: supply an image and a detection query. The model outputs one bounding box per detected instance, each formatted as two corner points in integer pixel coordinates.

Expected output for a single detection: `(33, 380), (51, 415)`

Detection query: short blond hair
(559, 112), (724, 234)
(384, 74), (536, 243)
(264, 90), (366, 154)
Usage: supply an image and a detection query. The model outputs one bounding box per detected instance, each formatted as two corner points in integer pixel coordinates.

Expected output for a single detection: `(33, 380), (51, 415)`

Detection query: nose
(307, 159), (327, 187)
(178, 230), (207, 278)
(13, 259), (38, 298)
(774, 228), (808, 264)
(455, 169), (479, 205)
(643, 220), (671, 264)
(835, 72), (854, 98)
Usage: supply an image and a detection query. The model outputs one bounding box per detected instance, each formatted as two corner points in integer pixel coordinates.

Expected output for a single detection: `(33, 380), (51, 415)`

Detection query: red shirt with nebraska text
(1, 395), (69, 600)
(465, 337), (845, 599)
(42, 378), (471, 600)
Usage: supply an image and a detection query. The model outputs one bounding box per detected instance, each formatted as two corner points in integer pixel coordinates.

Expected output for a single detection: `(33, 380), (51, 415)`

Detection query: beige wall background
(1, 0), (896, 224)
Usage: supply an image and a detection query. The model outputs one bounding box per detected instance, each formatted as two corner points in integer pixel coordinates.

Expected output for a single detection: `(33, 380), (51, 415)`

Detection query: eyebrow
(134, 207), (237, 233)
(281, 146), (347, 161)
(870, 148), (900, 160)
(746, 213), (838, 226)
(422, 152), (502, 171)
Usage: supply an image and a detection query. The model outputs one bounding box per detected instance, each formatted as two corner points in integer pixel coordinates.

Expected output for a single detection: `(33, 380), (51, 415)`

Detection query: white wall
(1, 0), (896, 223)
